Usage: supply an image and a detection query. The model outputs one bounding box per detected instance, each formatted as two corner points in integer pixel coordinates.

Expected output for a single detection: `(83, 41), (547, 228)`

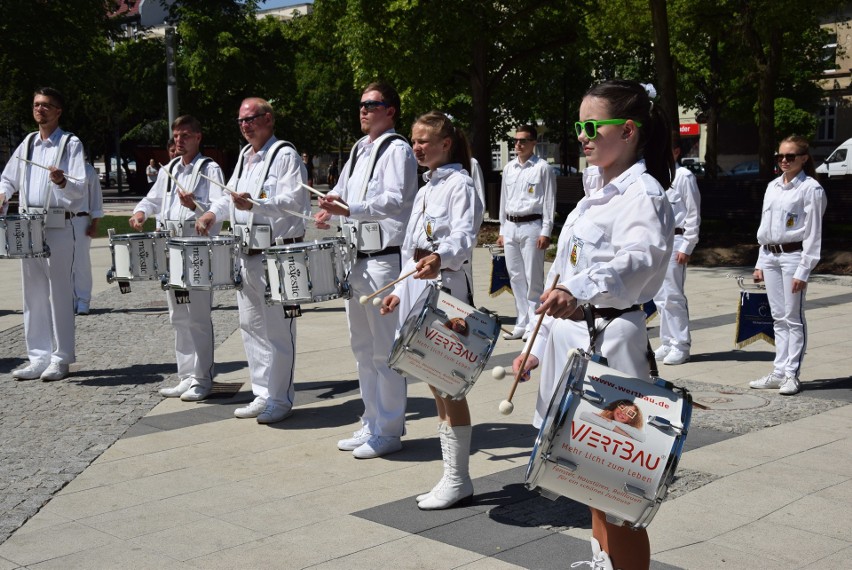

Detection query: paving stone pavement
(0, 284), (240, 544)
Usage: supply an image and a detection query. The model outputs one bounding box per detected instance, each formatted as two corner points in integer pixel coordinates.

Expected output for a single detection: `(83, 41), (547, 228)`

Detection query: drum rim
(110, 231), (172, 241)
(168, 236), (237, 245)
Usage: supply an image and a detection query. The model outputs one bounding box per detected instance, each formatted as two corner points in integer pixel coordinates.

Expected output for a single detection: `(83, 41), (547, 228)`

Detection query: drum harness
(579, 304), (659, 378)
(18, 131), (73, 225)
(160, 155), (212, 237)
(230, 140), (302, 318)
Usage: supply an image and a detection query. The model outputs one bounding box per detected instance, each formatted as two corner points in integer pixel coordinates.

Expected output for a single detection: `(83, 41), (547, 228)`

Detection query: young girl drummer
(379, 110), (480, 510)
(750, 136), (827, 395)
(513, 80), (675, 570)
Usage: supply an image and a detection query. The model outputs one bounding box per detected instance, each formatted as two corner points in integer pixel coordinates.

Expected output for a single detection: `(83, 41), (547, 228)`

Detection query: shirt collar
(360, 128), (396, 151)
(778, 170), (806, 190)
(422, 163), (462, 183)
(36, 127), (64, 146)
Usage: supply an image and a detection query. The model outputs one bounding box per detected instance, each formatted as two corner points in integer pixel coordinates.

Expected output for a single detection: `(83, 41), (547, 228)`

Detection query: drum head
(387, 284), (438, 368)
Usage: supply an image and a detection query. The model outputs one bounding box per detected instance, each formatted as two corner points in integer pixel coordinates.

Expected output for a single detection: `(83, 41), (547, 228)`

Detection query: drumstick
(499, 274), (561, 415)
(16, 156), (83, 183)
(357, 269), (418, 306)
(198, 172), (262, 206)
(158, 164), (202, 211)
(299, 182), (347, 209)
(281, 208), (318, 222)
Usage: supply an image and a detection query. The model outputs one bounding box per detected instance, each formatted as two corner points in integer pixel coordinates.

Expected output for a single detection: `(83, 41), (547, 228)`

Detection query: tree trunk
(649, 0), (679, 131)
(757, 29), (782, 178)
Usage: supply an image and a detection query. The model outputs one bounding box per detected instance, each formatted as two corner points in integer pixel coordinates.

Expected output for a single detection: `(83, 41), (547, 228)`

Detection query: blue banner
(735, 291), (775, 348)
(489, 251), (512, 297)
(642, 300), (657, 323)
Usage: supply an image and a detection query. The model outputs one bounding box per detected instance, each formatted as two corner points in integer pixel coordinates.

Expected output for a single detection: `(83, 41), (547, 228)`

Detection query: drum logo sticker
(785, 211), (798, 228)
(570, 237), (584, 266)
(190, 247), (204, 284)
(285, 255), (302, 297)
(137, 240), (150, 274)
(13, 222), (26, 253)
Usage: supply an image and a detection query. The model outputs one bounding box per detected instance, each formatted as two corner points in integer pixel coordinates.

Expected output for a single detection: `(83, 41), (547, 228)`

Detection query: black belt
(506, 213), (542, 223)
(674, 227), (684, 235)
(764, 241), (803, 254)
(246, 236), (303, 256)
(357, 245), (401, 259)
(590, 305), (641, 319)
(413, 247), (433, 262)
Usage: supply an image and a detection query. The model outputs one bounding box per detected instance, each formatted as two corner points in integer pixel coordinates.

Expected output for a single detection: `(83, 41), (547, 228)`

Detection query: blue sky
(258, 0), (313, 8)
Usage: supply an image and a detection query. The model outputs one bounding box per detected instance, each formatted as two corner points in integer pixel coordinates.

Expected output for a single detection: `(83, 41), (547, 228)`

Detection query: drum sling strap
(19, 131), (72, 214)
(580, 304), (658, 377)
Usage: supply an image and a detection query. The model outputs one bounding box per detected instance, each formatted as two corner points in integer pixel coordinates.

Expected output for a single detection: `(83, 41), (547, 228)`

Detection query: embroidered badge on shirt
(785, 212), (798, 228)
(570, 237), (584, 266)
(424, 215), (436, 239)
(259, 191), (267, 199)
(527, 184), (535, 194)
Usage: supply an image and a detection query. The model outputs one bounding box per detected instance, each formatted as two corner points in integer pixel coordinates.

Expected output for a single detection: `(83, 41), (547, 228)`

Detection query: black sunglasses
(359, 100), (388, 111)
(236, 113), (267, 125)
(775, 153), (805, 163)
(513, 138), (534, 145)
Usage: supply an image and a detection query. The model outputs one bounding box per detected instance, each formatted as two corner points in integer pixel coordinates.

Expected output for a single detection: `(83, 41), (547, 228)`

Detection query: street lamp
(165, 26), (179, 126)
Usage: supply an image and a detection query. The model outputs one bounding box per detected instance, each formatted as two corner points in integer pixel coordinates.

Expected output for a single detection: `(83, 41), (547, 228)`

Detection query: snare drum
(0, 213), (48, 259)
(106, 230), (170, 283)
(525, 349), (692, 528)
(264, 237), (350, 304)
(388, 284), (500, 400)
(166, 236), (240, 290)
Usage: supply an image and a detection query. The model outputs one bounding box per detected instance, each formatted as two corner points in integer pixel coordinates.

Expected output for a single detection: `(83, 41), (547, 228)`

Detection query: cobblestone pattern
(0, 284), (239, 544)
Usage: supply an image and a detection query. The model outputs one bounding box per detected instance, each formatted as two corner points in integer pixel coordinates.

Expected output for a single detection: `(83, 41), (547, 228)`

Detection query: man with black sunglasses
(497, 124), (555, 341)
(316, 82), (418, 459)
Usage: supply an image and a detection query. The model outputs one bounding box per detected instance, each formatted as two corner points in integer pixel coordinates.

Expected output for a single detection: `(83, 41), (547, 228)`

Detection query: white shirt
(756, 171), (827, 281)
(82, 163), (104, 218)
(532, 161), (674, 357)
(667, 166), (701, 255)
(400, 164), (477, 271)
(134, 153), (223, 227)
(0, 127), (86, 211)
(208, 136), (308, 241)
(333, 129), (419, 248)
(498, 154), (556, 236)
(469, 157), (486, 233)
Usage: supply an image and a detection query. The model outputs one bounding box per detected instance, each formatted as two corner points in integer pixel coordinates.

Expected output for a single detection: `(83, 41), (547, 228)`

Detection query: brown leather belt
(506, 213), (542, 223)
(764, 241), (803, 254)
(357, 246), (401, 259)
(246, 236), (303, 256)
(413, 247), (433, 262)
(674, 227), (684, 235)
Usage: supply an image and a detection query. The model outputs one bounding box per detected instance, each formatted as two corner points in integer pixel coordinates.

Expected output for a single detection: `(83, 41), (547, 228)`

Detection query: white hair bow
(640, 83), (657, 99)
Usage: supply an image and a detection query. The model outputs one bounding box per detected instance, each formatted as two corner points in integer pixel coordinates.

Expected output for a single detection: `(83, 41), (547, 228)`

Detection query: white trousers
(346, 254), (407, 437)
(21, 222), (76, 365)
(166, 288), (215, 382)
(653, 236), (691, 351)
(70, 215), (93, 305)
(534, 311), (649, 429)
(237, 254), (296, 408)
(762, 251), (807, 378)
(503, 220), (545, 331)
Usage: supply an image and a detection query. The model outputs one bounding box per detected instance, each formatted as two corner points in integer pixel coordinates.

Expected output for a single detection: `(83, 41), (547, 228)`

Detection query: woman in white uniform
(380, 111), (478, 510)
(513, 80), (675, 570)
(750, 135), (826, 395)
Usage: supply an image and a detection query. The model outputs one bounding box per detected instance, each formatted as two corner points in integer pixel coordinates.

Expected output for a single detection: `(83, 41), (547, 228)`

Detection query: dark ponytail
(585, 80), (675, 189)
(412, 110), (472, 172)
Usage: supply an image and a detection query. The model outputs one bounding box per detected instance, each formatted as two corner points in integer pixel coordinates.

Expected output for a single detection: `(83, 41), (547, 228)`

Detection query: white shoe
(234, 397), (267, 419)
(521, 330), (530, 342)
(12, 362), (49, 380)
(352, 435), (402, 459)
(159, 377), (193, 398)
(570, 537), (614, 569)
(502, 327), (525, 340)
(181, 379), (213, 402)
(779, 375), (801, 396)
(256, 403), (293, 424)
(338, 426), (371, 451)
(663, 347), (689, 365)
(40, 362), (70, 382)
(653, 345), (671, 360)
(416, 422), (448, 502)
(76, 300), (90, 315)
(418, 425), (473, 510)
(749, 372), (784, 390)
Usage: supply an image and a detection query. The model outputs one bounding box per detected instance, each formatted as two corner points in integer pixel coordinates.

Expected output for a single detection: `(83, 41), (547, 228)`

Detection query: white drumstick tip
(499, 400), (514, 415)
(358, 295), (369, 305)
(372, 297), (383, 307)
(491, 366), (506, 380)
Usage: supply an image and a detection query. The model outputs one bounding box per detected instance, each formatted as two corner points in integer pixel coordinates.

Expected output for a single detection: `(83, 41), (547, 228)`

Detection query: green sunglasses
(574, 119), (642, 139)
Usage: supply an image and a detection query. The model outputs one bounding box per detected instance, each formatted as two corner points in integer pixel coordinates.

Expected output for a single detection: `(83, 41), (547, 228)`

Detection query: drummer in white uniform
(316, 82), (418, 459)
(2, 87), (87, 382)
(652, 135), (701, 365)
(71, 161), (104, 316)
(380, 111), (478, 509)
(130, 115), (224, 402)
(513, 80), (674, 570)
(197, 97), (309, 424)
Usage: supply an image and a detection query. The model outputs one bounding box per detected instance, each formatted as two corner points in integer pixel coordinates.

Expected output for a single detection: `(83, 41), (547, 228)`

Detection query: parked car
(98, 169), (117, 187)
(815, 138), (852, 178)
(728, 160), (760, 178)
(680, 158), (726, 178)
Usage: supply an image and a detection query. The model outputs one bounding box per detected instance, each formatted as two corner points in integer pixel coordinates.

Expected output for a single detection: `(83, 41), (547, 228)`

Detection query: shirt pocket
(423, 200), (450, 241)
(780, 201), (804, 232)
(523, 174), (542, 198)
(568, 219), (607, 271)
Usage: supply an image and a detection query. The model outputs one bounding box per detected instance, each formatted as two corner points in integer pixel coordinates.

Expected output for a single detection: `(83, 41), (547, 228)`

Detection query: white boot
(570, 537), (615, 569)
(417, 424), (473, 510)
(416, 422), (448, 503)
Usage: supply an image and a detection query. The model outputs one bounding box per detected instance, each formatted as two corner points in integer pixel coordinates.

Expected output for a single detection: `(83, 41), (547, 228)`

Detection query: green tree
(773, 97), (819, 141)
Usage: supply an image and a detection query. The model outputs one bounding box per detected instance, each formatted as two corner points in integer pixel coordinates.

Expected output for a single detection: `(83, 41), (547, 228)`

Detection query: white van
(815, 138), (852, 178)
